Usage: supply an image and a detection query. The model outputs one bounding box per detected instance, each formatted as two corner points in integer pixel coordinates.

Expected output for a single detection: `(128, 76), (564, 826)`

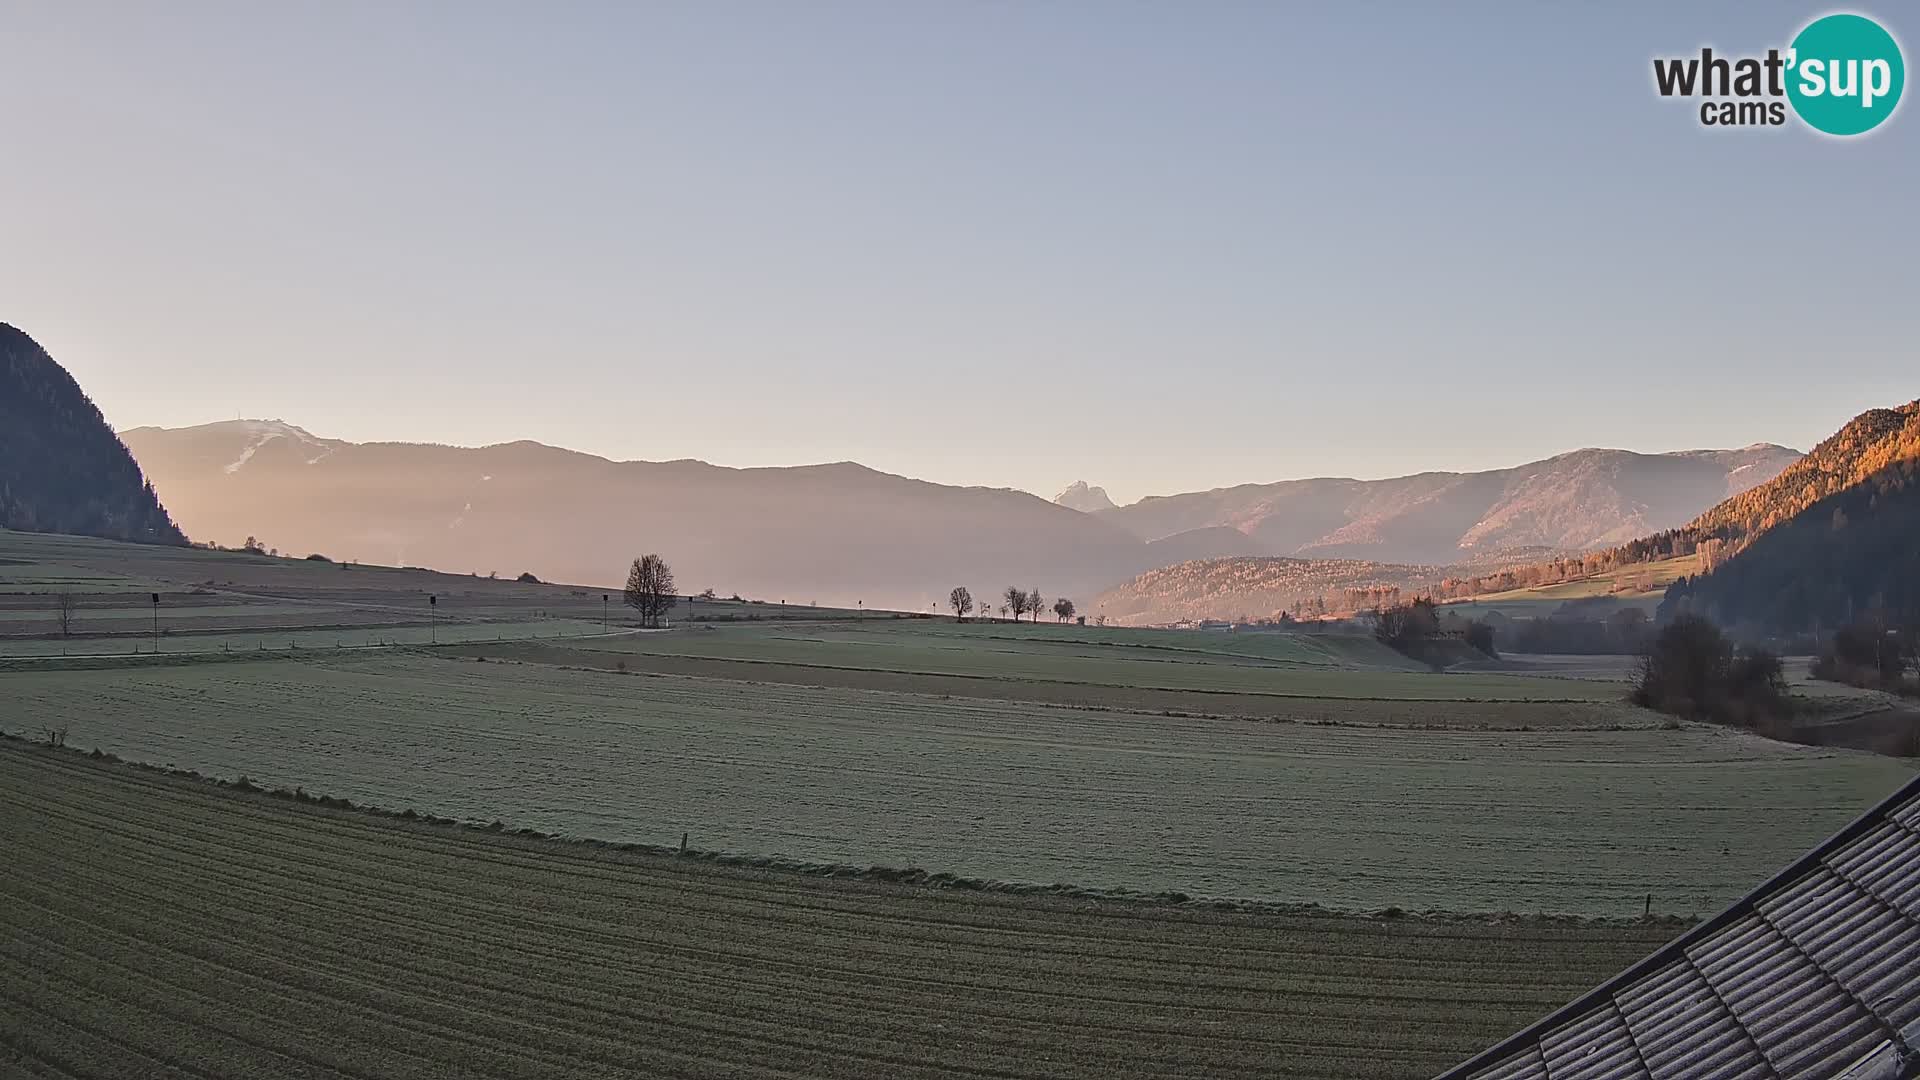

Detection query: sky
(3, 2), (1915, 505)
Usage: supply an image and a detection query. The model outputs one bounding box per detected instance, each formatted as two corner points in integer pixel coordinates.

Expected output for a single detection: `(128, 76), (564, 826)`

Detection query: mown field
(529, 621), (1624, 702)
(6, 651), (1908, 915)
(0, 742), (1681, 1080)
(0, 527), (852, 656)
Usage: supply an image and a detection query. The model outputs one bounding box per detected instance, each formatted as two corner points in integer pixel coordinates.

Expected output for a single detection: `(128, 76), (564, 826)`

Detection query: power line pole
(151, 592), (160, 653)
(428, 594), (437, 644)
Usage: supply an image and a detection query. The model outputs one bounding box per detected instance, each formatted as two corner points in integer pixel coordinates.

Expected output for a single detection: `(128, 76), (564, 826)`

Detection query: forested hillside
(0, 323), (185, 545)
(1663, 457), (1920, 633)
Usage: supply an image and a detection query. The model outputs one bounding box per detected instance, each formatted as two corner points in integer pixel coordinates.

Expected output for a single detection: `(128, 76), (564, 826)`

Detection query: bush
(1814, 618), (1917, 696)
(1631, 615), (1792, 729)
(1464, 620), (1497, 657)
(516, 571), (541, 584)
(1371, 598), (1439, 650)
(305, 552), (331, 562)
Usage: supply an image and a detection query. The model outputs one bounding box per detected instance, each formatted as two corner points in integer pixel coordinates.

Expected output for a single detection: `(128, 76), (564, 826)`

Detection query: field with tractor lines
(5, 651), (1907, 915)
(555, 623), (1618, 701)
(0, 742), (1680, 1080)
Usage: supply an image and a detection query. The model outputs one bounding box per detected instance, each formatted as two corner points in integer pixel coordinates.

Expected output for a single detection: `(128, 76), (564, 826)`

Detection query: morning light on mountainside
(2, 5), (1917, 1080)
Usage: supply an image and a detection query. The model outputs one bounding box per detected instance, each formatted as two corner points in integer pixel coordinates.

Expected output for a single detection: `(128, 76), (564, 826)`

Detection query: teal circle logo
(1787, 13), (1905, 136)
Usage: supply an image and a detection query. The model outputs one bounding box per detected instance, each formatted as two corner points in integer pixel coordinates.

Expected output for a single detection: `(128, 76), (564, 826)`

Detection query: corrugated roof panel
(1539, 999), (1650, 1079)
(1466, 1043), (1549, 1080)
(1889, 793), (1920, 828)
(1764, 870), (1859, 935)
(1615, 960), (1772, 1080)
(1777, 1027), (1895, 1080)
(1827, 823), (1920, 919)
(1689, 917), (1884, 1078)
(1842, 945), (1920, 1031)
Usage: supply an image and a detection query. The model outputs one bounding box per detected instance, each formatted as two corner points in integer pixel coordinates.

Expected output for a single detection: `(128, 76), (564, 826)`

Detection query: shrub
(1464, 620), (1498, 657)
(1631, 615), (1792, 729)
(1371, 598), (1439, 650)
(305, 552), (331, 562)
(516, 571), (541, 584)
(1814, 618), (1918, 696)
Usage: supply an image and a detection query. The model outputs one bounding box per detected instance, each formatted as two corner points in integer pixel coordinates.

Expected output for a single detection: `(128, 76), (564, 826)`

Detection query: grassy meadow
(4, 528), (1914, 1076)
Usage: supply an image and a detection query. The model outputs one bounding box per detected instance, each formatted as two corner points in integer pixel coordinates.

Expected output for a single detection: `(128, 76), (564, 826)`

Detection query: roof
(1436, 771), (1920, 1080)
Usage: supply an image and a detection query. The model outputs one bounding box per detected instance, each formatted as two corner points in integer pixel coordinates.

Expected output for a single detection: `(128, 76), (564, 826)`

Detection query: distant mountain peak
(1054, 481), (1117, 513)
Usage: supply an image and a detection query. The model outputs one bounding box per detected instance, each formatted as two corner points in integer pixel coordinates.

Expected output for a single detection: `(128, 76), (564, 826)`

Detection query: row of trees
(947, 586), (1077, 624)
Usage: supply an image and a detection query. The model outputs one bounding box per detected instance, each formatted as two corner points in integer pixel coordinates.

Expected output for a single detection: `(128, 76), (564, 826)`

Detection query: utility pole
(151, 592), (160, 653)
(602, 594), (608, 633)
(428, 594), (437, 644)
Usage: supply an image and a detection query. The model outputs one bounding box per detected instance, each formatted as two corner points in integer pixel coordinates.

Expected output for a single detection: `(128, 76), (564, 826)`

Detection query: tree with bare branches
(1053, 597), (1075, 623)
(55, 592), (77, 638)
(948, 586), (974, 621)
(1004, 586), (1028, 622)
(624, 554), (678, 629)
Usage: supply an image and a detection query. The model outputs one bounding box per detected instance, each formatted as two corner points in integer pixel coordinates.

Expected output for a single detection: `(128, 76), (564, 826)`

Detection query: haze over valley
(121, 415), (1800, 617)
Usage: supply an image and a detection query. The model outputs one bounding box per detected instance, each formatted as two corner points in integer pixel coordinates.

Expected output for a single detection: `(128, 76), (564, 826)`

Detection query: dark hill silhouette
(0, 323), (184, 545)
(1663, 405), (1920, 634)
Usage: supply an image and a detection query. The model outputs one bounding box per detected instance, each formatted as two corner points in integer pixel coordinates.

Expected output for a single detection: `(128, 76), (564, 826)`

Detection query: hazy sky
(3, 2), (1914, 504)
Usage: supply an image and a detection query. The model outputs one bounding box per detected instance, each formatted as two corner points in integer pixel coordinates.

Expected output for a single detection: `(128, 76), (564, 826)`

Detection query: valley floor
(0, 743), (1676, 1080)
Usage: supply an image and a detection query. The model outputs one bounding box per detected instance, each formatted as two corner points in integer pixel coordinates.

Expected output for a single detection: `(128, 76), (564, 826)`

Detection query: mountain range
(120, 420), (1150, 607)
(121, 418), (1798, 612)
(1065, 445), (1799, 566)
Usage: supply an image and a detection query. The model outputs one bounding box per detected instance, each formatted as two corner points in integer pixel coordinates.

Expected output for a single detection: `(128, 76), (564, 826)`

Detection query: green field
(0, 742), (1680, 1080)
(6, 650), (1907, 915)
(545, 621), (1622, 701)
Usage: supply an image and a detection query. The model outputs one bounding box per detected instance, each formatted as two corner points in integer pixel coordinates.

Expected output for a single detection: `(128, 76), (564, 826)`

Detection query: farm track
(0, 745), (1673, 1080)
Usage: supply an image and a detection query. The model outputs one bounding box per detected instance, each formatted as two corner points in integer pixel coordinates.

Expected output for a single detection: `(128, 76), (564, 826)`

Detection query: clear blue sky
(3, 2), (1913, 504)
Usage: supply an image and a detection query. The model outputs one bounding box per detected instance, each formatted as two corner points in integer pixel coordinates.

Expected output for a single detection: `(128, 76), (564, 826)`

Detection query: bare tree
(949, 586), (974, 621)
(1028, 587), (1043, 623)
(1053, 597), (1075, 623)
(625, 554), (678, 629)
(998, 605), (1009, 620)
(1004, 586), (1028, 622)
(55, 592), (77, 638)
